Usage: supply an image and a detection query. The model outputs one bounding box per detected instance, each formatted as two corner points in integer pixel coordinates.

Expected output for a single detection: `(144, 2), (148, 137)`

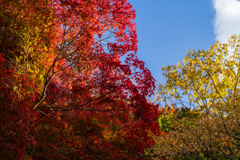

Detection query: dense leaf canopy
(0, 0), (160, 159)
(145, 35), (240, 159)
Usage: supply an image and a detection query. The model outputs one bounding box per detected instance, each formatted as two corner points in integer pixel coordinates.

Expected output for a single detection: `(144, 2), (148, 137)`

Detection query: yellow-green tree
(157, 34), (240, 112)
(146, 35), (240, 159)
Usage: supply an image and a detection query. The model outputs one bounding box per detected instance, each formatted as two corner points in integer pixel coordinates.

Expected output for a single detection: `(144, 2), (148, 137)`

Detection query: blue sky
(128, 0), (240, 84)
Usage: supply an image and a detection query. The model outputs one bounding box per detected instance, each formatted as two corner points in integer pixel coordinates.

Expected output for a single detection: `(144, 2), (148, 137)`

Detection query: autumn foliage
(145, 35), (240, 159)
(0, 0), (160, 159)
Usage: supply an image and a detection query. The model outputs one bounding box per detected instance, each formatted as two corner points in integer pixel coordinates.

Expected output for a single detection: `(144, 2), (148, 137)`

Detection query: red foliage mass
(0, 0), (160, 159)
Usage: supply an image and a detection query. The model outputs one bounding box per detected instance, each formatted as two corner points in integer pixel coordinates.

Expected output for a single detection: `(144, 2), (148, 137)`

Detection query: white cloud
(213, 0), (240, 43)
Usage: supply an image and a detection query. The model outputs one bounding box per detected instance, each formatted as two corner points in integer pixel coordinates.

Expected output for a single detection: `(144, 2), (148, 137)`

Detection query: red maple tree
(0, 0), (160, 159)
